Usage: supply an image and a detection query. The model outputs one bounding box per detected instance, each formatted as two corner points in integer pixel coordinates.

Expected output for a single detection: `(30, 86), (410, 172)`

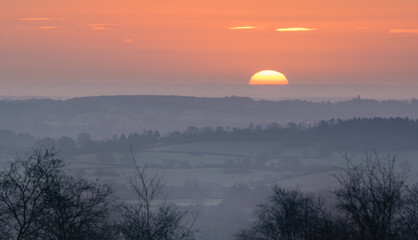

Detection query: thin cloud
(19, 18), (54, 21)
(228, 26), (256, 30)
(39, 26), (59, 29)
(389, 29), (418, 34)
(91, 27), (112, 30)
(88, 24), (112, 30)
(88, 24), (110, 27)
(16, 26), (59, 30)
(276, 27), (318, 32)
(123, 38), (135, 43)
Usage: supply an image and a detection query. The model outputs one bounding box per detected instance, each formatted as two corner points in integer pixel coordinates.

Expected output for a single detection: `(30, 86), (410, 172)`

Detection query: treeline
(1, 117), (418, 158)
(163, 117), (418, 150)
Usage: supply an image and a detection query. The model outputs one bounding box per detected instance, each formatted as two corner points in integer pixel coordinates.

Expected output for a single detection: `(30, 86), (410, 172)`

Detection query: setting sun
(249, 70), (289, 85)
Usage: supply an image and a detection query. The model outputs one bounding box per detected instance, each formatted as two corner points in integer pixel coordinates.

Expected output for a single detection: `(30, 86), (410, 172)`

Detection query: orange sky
(1, 0), (418, 89)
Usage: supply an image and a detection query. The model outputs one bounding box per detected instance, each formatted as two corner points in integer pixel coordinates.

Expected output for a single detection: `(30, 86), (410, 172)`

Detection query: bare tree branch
(118, 146), (196, 240)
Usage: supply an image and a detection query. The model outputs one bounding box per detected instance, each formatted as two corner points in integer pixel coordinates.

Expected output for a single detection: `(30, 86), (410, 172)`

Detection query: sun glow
(249, 70), (289, 85)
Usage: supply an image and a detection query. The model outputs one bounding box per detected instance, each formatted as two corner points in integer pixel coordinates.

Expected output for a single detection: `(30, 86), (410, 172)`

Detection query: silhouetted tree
(399, 184), (418, 239)
(38, 176), (116, 240)
(56, 136), (76, 151)
(76, 133), (93, 149)
(236, 150), (418, 240)
(0, 149), (63, 239)
(0, 148), (116, 240)
(118, 150), (196, 240)
(236, 185), (335, 240)
(333, 150), (406, 240)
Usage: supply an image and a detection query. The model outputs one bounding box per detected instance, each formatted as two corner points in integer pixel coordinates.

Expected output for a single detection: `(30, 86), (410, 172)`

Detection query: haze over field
(1, 96), (418, 138)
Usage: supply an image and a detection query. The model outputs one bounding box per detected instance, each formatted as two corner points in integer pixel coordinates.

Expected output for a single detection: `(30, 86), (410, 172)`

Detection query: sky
(1, 0), (418, 97)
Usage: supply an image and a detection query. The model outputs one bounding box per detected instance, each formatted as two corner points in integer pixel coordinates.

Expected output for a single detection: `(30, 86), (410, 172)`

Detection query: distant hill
(1, 95), (418, 138)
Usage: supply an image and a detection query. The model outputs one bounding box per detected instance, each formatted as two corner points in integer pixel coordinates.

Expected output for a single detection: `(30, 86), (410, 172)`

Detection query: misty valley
(0, 96), (417, 239)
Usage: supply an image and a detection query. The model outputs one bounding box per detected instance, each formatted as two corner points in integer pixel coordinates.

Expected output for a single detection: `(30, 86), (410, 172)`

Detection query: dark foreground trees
(0, 148), (197, 240)
(235, 186), (338, 240)
(0, 149), (116, 240)
(0, 149), (64, 239)
(39, 176), (116, 240)
(334, 151), (406, 240)
(118, 152), (196, 240)
(236, 151), (418, 240)
(400, 184), (418, 239)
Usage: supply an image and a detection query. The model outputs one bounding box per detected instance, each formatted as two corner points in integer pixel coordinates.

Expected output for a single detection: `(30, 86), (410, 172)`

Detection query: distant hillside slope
(0, 95), (417, 138)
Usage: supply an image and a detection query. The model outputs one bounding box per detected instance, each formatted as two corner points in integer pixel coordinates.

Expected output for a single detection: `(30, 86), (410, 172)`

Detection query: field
(63, 141), (418, 202)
